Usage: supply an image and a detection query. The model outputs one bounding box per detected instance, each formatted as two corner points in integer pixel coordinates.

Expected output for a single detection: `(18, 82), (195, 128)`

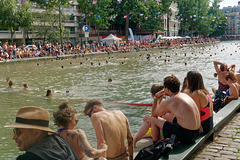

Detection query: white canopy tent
(101, 34), (122, 46)
(157, 36), (184, 40)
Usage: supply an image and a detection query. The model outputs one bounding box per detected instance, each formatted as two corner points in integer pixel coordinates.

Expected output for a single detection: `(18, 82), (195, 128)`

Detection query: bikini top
(226, 90), (230, 96)
(200, 94), (212, 122)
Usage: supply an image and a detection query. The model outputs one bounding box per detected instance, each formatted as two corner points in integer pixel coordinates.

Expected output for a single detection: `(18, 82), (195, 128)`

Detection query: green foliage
(176, 0), (227, 37)
(140, 0), (163, 33)
(0, 0), (33, 42)
(31, 0), (72, 43)
(77, 0), (113, 30)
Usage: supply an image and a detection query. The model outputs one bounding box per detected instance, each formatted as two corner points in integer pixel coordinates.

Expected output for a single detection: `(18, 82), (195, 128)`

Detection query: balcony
(0, 30), (24, 39)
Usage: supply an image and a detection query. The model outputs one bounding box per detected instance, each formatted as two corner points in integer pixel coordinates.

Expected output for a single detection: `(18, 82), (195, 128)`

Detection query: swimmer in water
(46, 89), (53, 97)
(8, 80), (14, 88)
(23, 83), (28, 91)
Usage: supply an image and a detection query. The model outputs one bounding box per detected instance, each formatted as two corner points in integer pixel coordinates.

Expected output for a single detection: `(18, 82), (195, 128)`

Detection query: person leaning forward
(4, 106), (78, 160)
(145, 75), (201, 145)
(83, 99), (133, 160)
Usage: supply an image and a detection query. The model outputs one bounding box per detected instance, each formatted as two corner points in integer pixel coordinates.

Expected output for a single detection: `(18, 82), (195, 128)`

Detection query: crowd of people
(0, 37), (219, 61)
(4, 37), (240, 160)
(4, 59), (240, 159)
(132, 62), (240, 149)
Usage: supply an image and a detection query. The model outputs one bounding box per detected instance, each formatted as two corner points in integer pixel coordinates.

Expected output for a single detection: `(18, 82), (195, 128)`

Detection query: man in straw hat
(4, 106), (78, 160)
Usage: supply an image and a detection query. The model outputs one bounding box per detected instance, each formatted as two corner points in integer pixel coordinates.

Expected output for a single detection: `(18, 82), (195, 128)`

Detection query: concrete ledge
(134, 99), (240, 160)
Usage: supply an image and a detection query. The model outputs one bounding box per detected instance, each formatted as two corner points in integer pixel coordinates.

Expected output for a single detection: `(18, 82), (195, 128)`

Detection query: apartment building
(220, 2), (240, 36)
(0, 1), (179, 46)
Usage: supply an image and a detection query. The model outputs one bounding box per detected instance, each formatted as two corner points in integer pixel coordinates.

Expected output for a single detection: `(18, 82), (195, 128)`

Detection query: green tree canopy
(0, 0), (33, 43)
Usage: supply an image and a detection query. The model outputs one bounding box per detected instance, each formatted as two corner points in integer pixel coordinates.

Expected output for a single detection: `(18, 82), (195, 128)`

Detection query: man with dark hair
(83, 99), (133, 160)
(144, 75), (200, 144)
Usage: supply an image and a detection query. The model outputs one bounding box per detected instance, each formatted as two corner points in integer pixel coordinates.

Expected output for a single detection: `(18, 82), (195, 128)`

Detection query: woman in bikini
(212, 61), (235, 112)
(224, 71), (239, 105)
(53, 101), (107, 160)
(183, 71), (213, 134)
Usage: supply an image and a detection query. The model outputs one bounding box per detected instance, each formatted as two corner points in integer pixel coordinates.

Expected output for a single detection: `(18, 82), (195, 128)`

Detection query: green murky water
(1, 40), (240, 159)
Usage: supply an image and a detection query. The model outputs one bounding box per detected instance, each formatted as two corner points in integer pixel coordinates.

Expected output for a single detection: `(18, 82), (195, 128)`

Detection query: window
(69, 27), (75, 34)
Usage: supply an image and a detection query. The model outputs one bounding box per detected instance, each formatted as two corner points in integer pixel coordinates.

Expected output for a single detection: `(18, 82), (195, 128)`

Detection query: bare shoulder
(65, 129), (85, 136)
(75, 129), (85, 135)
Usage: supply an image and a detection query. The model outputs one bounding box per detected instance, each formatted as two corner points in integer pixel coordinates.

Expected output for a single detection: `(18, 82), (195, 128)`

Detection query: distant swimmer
(108, 78), (112, 82)
(6, 77), (10, 83)
(46, 89), (53, 97)
(23, 83), (28, 91)
(8, 80), (14, 88)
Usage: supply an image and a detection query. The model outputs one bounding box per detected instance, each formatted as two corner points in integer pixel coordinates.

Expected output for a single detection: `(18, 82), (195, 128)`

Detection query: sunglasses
(13, 128), (21, 136)
(87, 107), (94, 117)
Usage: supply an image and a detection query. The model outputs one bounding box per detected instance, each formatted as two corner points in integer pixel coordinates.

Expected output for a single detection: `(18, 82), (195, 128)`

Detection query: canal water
(0, 40), (240, 159)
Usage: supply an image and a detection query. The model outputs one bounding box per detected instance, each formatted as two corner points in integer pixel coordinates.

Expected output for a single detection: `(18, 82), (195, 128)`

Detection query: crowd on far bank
(0, 37), (219, 61)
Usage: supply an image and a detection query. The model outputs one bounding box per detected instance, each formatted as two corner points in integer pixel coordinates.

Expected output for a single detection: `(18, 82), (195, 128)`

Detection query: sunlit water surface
(1, 40), (240, 159)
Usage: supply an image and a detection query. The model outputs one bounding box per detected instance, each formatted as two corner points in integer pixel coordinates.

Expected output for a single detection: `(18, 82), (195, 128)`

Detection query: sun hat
(4, 106), (54, 133)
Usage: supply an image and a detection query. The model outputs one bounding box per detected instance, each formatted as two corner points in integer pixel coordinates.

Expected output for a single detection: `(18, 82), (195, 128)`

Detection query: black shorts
(163, 118), (200, 144)
(201, 116), (213, 134)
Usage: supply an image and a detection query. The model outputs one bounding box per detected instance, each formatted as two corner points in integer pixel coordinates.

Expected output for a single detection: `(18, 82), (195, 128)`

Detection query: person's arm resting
(126, 119), (133, 160)
(75, 129), (107, 158)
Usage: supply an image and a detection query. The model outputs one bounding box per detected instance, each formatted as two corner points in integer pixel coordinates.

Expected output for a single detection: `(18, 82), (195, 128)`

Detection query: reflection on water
(1, 40), (240, 159)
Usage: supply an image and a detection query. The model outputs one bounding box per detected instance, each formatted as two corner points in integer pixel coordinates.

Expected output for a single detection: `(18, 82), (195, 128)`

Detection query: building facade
(220, 2), (240, 35)
(163, 2), (179, 37)
(0, 1), (180, 46)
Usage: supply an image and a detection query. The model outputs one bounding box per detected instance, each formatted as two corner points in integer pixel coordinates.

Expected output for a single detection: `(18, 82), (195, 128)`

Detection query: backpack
(213, 90), (226, 113)
(134, 134), (176, 160)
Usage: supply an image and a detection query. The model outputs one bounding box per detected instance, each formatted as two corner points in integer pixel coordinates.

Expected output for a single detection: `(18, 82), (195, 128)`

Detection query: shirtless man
(83, 99), (133, 160)
(145, 75), (200, 144)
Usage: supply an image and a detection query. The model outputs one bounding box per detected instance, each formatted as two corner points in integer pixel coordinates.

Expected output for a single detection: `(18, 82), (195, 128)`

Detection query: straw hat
(4, 106), (54, 133)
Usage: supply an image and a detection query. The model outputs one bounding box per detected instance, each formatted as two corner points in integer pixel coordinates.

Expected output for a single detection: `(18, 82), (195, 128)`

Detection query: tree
(31, 0), (72, 46)
(30, 8), (69, 42)
(176, 0), (196, 36)
(77, 0), (113, 43)
(0, 0), (33, 43)
(139, 0), (164, 35)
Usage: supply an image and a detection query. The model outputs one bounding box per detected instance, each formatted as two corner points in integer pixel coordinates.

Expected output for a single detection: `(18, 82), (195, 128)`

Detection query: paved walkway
(190, 111), (240, 160)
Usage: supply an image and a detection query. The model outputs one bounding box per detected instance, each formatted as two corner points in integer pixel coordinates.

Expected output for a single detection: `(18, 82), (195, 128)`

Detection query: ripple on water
(1, 41), (240, 157)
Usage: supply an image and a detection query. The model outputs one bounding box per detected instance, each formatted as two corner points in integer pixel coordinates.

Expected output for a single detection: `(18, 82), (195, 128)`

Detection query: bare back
(91, 110), (130, 159)
(159, 92), (200, 130)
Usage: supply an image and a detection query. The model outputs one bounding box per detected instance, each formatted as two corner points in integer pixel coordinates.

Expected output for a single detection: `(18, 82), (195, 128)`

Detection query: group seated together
(4, 60), (240, 160)
(0, 37), (219, 61)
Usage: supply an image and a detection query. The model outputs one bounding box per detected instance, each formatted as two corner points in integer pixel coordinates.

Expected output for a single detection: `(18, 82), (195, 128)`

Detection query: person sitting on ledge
(53, 101), (107, 160)
(224, 71), (239, 105)
(182, 71), (213, 134)
(133, 84), (164, 147)
(83, 99), (133, 160)
(144, 75), (200, 145)
(4, 106), (78, 159)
